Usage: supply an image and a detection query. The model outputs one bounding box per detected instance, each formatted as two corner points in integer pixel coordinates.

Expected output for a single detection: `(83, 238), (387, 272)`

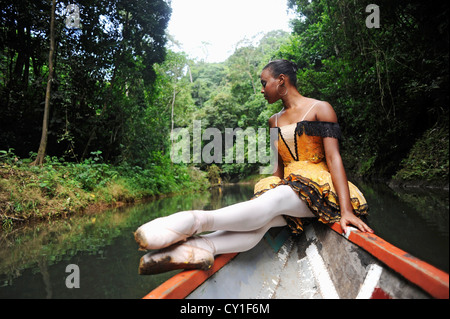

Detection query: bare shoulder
(268, 113), (278, 128)
(315, 100), (338, 123)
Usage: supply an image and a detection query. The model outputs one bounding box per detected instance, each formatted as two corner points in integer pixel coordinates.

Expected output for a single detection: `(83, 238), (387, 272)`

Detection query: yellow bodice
(253, 121), (368, 234)
(277, 121), (341, 169)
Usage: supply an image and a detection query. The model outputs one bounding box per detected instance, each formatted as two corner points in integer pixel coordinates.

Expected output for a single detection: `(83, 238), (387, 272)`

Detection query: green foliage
(1, 0), (448, 226)
(0, 149), (17, 166)
(393, 123), (449, 181)
(182, 31), (290, 180)
(282, 0), (449, 179)
(0, 150), (209, 228)
(0, 0), (172, 163)
(206, 164), (222, 185)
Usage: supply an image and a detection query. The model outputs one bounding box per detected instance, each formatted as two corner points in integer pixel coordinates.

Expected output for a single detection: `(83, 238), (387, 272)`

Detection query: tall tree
(32, 0), (56, 166)
(283, 0), (448, 177)
(1, 0), (172, 165)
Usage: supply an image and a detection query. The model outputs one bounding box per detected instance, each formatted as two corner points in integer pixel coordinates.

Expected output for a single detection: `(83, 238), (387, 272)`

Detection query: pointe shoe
(134, 211), (201, 250)
(138, 243), (214, 275)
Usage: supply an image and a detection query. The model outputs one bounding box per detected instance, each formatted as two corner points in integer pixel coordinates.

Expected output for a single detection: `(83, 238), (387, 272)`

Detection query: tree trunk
(170, 86), (176, 148)
(32, 0), (56, 166)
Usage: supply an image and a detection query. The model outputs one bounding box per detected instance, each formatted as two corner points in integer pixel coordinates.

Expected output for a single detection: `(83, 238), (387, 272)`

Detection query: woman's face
(260, 68), (281, 104)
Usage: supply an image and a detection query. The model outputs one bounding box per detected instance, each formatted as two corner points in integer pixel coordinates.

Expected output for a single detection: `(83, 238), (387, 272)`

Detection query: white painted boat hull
(187, 223), (428, 299)
(144, 221), (449, 299)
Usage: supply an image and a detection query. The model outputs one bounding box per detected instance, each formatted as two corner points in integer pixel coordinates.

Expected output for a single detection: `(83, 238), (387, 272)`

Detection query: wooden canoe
(143, 222), (449, 299)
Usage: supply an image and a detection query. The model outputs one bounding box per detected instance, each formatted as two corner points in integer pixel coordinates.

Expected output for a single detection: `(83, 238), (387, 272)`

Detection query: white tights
(167, 185), (315, 255)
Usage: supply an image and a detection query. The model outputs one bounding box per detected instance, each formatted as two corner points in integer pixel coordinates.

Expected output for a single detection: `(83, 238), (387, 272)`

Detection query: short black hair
(263, 59), (298, 87)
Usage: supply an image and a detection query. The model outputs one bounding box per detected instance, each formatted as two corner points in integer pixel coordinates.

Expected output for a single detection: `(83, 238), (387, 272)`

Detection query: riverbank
(1, 152), (447, 232)
(0, 152), (210, 230)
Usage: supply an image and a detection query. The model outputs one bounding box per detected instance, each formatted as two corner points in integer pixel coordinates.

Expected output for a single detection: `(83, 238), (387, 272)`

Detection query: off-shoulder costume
(253, 103), (369, 235)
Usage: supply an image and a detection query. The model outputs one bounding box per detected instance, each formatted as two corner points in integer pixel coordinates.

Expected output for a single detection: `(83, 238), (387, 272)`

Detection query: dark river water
(0, 182), (448, 299)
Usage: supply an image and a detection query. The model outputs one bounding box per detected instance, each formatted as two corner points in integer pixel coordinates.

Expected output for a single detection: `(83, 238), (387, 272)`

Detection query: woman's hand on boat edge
(340, 212), (374, 235)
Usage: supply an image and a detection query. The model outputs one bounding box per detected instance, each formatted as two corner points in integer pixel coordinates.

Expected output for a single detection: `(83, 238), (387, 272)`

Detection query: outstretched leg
(138, 216), (288, 275)
(201, 215), (288, 255)
(209, 185), (313, 231)
(135, 185), (314, 250)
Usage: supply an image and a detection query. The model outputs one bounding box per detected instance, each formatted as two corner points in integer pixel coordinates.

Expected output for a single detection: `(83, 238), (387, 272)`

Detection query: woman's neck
(281, 89), (305, 109)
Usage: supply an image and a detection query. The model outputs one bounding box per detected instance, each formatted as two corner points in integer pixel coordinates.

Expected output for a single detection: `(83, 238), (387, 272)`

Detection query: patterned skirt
(253, 161), (369, 235)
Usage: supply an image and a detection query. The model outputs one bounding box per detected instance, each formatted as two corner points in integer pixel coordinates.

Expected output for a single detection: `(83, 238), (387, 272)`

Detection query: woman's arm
(273, 153), (284, 179)
(324, 138), (373, 234)
(268, 115), (284, 179)
(317, 103), (373, 234)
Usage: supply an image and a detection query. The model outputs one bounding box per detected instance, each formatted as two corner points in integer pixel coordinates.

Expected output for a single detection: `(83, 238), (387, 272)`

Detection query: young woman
(135, 59), (372, 275)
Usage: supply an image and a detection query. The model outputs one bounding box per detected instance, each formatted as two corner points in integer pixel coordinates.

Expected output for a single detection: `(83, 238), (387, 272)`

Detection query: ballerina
(134, 59), (372, 275)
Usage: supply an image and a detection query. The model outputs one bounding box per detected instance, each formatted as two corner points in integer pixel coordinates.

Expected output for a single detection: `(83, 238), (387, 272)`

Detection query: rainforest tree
(0, 0), (171, 165)
(279, 0), (449, 178)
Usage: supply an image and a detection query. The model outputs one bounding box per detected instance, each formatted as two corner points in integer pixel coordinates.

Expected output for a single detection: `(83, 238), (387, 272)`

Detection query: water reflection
(360, 182), (449, 273)
(0, 185), (254, 299)
(0, 182), (447, 299)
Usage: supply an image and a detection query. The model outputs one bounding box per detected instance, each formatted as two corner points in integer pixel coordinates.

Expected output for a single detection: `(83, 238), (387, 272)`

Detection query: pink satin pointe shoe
(138, 242), (214, 275)
(134, 211), (211, 250)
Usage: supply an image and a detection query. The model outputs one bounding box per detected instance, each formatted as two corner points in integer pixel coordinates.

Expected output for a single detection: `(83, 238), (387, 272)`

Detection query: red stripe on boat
(371, 287), (392, 299)
(143, 253), (238, 299)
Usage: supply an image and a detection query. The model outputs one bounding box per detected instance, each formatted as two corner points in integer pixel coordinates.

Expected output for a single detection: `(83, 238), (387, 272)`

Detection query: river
(0, 182), (448, 299)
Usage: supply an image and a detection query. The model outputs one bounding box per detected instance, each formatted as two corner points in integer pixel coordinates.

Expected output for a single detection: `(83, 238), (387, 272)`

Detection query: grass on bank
(393, 123), (449, 185)
(0, 150), (209, 230)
